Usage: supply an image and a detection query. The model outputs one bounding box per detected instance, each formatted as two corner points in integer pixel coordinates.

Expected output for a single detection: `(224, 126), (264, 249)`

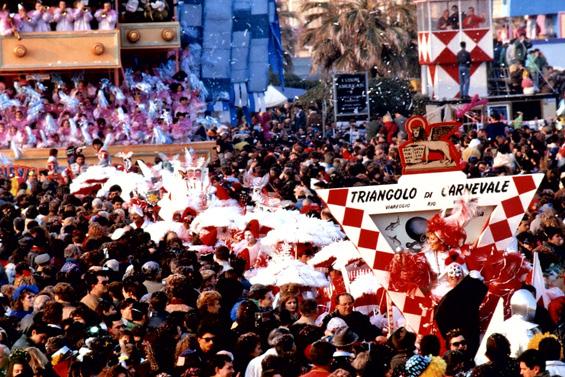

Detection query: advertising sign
(333, 73), (369, 121)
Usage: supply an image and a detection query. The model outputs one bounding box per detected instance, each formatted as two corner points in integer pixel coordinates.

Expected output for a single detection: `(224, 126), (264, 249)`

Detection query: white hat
(47, 156), (57, 163)
(141, 261), (160, 275)
(468, 138), (481, 149)
(34, 253), (50, 265)
(103, 259), (120, 272)
(326, 317), (347, 333)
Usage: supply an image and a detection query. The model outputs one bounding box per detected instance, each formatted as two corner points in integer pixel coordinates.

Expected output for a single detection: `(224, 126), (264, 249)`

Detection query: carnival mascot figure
(497, 289), (541, 357)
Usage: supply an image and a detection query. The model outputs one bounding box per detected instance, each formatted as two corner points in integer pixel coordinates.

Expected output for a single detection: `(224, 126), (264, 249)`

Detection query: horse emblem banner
(399, 116), (462, 174)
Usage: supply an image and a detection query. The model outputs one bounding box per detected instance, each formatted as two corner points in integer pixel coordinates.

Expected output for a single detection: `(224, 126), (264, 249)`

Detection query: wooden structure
(0, 22), (180, 76)
(120, 22), (180, 49)
(0, 31), (121, 71)
(0, 141), (216, 170)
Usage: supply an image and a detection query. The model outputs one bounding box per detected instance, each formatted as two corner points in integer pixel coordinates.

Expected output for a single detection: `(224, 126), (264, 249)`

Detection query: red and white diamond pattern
(317, 173), (543, 335)
(418, 28), (492, 99)
(426, 63), (488, 99)
(418, 32), (431, 64)
(418, 28), (493, 65)
(476, 175), (542, 250)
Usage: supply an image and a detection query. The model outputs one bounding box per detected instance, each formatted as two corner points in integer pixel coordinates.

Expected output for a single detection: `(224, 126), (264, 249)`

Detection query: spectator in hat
(324, 317), (348, 341)
(141, 261), (162, 294)
(330, 327), (358, 375)
(10, 285), (39, 320)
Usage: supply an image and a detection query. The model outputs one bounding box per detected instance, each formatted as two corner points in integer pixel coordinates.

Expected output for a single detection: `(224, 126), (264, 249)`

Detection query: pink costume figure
(173, 97), (190, 116)
(0, 123), (8, 148)
(11, 109), (29, 130)
(14, 127), (28, 146)
(0, 7), (13, 36)
(129, 122), (143, 144)
(30, 2), (52, 32)
(59, 119), (72, 144)
(171, 118), (191, 142)
(94, 2), (117, 30)
(72, 2), (92, 31)
(14, 6), (36, 33)
(53, 1), (74, 31)
(5, 125), (19, 144)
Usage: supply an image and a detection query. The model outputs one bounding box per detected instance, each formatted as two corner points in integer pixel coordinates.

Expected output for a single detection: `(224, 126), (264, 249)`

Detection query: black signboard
(333, 73), (369, 120)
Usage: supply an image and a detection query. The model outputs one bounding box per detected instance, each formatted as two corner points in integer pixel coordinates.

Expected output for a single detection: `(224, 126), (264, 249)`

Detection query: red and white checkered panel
(476, 175), (543, 251)
(317, 173), (543, 335)
(418, 32), (431, 64)
(423, 28), (493, 65)
(426, 62), (488, 99)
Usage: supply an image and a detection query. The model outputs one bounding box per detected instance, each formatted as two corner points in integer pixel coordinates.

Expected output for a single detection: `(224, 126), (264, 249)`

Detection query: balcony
(0, 30), (120, 72)
(120, 21), (180, 50)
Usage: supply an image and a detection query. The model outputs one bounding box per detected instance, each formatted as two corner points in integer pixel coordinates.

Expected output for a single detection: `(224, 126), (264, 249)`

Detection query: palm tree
(277, 4), (299, 73)
(300, 0), (417, 77)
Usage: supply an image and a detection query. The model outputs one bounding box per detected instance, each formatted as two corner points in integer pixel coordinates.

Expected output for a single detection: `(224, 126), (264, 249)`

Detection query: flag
(528, 252), (549, 308)
(475, 297), (505, 365)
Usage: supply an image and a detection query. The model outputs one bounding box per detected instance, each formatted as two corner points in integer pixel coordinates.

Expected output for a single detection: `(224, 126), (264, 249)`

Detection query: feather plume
(249, 256), (328, 288)
(0, 93), (20, 111)
(444, 194), (478, 228)
(144, 221), (185, 243)
(308, 241), (362, 270)
(0, 153), (13, 166)
(97, 89), (109, 109)
(24, 126), (36, 145)
(10, 140), (22, 160)
(190, 206), (244, 232)
(110, 85), (126, 105)
(97, 170), (149, 201)
(79, 121), (93, 145)
(349, 273), (382, 299)
(260, 210), (344, 246)
(69, 118), (79, 138)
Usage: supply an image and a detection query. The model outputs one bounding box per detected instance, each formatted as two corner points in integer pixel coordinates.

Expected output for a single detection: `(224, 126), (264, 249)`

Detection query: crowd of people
(0, 0), (560, 376)
(0, 79), (560, 377)
(0, 53), (208, 151)
(0, 0), (172, 35)
(491, 32), (565, 96)
(436, 5), (486, 31)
